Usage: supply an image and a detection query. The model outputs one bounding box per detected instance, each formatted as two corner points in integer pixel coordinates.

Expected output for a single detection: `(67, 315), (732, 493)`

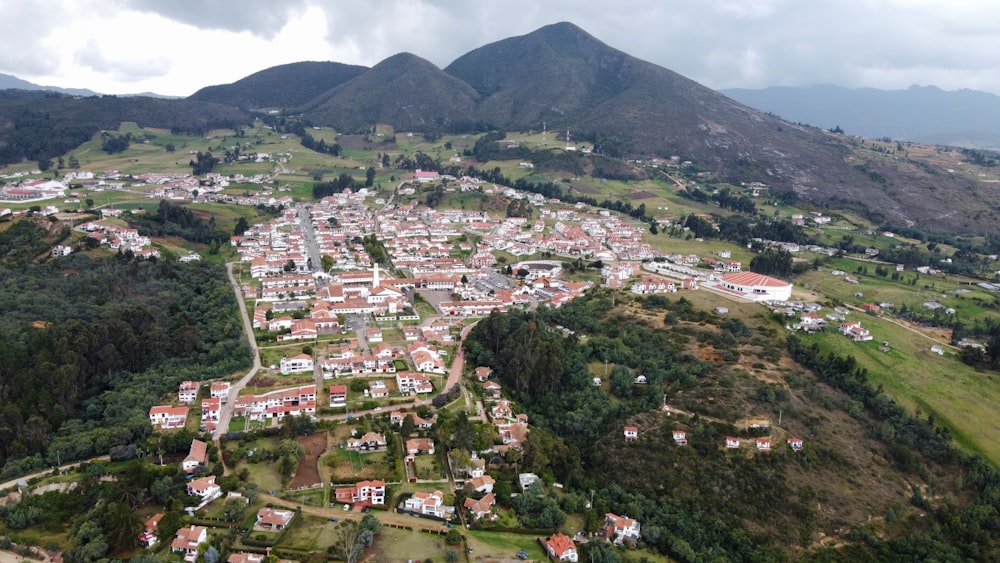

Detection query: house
(604, 513), (641, 545)
(672, 430), (687, 446)
(475, 366), (493, 381)
(210, 381), (230, 400)
(396, 372), (434, 394)
(182, 439), (208, 474)
(390, 411), (433, 429)
(404, 490), (447, 518)
(623, 426), (638, 443)
(519, 473), (540, 491)
(149, 405), (188, 430)
(467, 474), (496, 493)
(187, 476), (220, 500)
(280, 353), (314, 374)
(725, 437), (740, 449)
(406, 438), (435, 456)
(543, 533), (579, 562)
(257, 507), (295, 530)
(334, 480), (387, 506)
(178, 381), (199, 404)
(171, 526), (207, 562)
(483, 380), (502, 396)
(756, 437), (771, 450)
(139, 513), (162, 547)
(201, 397), (221, 427)
(839, 321), (873, 342)
(369, 380), (389, 398)
(787, 437), (804, 451)
(329, 385), (348, 408)
(347, 432), (386, 450)
(228, 554), (266, 563)
(463, 492), (496, 521)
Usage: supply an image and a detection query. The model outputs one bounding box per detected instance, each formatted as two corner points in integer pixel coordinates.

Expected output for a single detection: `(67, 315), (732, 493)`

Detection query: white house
(605, 513), (641, 545)
(544, 533), (579, 562)
(404, 490), (447, 518)
(280, 354), (314, 374)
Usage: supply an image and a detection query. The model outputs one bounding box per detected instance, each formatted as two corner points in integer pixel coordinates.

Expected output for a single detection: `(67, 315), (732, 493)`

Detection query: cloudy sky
(4, 0), (1000, 97)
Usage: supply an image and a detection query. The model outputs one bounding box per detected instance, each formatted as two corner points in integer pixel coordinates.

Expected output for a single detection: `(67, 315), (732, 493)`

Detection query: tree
(234, 217), (250, 236)
(68, 154), (80, 169)
(223, 497), (247, 522)
(204, 546), (220, 563)
(277, 439), (301, 480)
(365, 167), (377, 187)
(165, 143), (176, 152)
(321, 255), (334, 272)
(445, 528), (462, 545)
(38, 158), (52, 172)
(104, 500), (143, 549)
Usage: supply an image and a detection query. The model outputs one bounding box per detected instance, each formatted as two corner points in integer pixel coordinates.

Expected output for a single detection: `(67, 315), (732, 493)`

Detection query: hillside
(188, 61), (367, 109)
(302, 53), (482, 133)
(462, 293), (1000, 560)
(0, 91), (249, 166)
(723, 84), (1000, 149)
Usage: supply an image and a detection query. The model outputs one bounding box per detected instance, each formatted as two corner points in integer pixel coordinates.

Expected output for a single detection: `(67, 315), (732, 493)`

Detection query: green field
(802, 316), (1000, 464)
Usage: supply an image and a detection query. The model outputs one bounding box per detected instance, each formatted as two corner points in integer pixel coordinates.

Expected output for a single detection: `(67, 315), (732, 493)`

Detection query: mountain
(0, 72), (99, 97)
(301, 53), (481, 133)
(188, 61), (367, 109)
(722, 84), (1000, 149)
(179, 22), (1000, 234)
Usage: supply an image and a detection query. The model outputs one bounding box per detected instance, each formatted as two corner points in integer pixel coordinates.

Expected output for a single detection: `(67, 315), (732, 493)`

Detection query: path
(0, 456), (110, 493)
(214, 263), (262, 440)
(258, 493), (449, 534)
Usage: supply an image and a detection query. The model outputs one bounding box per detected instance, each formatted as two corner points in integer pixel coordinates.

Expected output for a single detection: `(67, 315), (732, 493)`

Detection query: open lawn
(465, 529), (548, 560)
(367, 527), (452, 562)
(325, 448), (398, 482)
(274, 513), (334, 551)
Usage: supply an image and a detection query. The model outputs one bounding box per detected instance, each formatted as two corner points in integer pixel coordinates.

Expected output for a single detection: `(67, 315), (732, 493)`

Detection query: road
(0, 455), (111, 493)
(297, 204), (323, 282)
(214, 263), (263, 440)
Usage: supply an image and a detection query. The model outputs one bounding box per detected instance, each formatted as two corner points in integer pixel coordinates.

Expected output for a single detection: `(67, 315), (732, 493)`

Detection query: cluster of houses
(82, 220), (160, 259)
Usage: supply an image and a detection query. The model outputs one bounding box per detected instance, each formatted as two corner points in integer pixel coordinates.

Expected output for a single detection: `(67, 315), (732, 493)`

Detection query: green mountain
(188, 61), (367, 109)
(301, 52), (482, 133)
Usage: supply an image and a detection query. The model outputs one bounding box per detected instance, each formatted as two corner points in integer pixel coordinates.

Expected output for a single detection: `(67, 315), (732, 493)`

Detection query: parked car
(516, 550), (529, 560)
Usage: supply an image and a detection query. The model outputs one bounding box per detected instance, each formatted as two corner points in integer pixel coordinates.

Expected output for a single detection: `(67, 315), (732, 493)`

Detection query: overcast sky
(4, 0), (1000, 97)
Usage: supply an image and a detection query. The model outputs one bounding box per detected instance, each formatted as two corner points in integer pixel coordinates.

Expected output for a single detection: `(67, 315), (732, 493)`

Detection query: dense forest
(0, 220), (250, 476)
(463, 292), (1000, 561)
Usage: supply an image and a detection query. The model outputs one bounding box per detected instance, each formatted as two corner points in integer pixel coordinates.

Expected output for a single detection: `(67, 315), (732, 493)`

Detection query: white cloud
(74, 40), (171, 81)
(5, 1), (1000, 96)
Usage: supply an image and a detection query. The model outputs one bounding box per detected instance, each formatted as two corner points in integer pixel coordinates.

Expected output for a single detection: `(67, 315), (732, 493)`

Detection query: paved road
(214, 263), (263, 440)
(296, 204), (323, 281)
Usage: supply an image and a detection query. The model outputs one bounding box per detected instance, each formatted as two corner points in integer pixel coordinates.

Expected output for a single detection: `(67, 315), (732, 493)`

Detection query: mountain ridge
(722, 84), (1000, 149)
